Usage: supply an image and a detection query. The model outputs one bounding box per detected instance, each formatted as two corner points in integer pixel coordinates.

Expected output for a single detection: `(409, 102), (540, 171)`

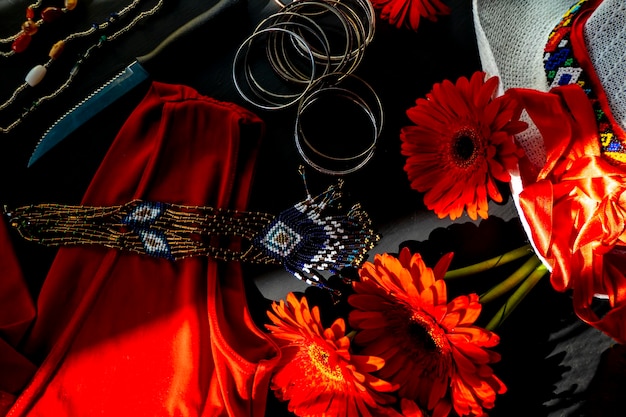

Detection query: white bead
(25, 65), (47, 87)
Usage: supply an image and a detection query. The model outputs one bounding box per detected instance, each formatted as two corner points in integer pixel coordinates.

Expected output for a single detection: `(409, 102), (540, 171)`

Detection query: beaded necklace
(0, 0), (164, 134)
(1, 0), (79, 58)
(0, 0), (145, 112)
(3, 179), (380, 291)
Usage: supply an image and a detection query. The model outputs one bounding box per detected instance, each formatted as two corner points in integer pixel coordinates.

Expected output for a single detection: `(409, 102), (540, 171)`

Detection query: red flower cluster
(349, 248), (506, 417)
(265, 248), (506, 417)
(265, 293), (398, 417)
(400, 71), (527, 220)
(371, 0), (450, 31)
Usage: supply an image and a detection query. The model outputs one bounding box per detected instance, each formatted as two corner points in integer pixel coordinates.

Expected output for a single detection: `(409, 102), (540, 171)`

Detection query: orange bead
(41, 7), (64, 23)
(26, 5), (35, 20)
(64, 0), (78, 11)
(12, 33), (32, 53)
(49, 40), (65, 59)
(21, 20), (38, 36)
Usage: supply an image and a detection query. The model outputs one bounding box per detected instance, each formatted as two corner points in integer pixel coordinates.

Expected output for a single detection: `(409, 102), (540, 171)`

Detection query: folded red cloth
(0, 82), (279, 416)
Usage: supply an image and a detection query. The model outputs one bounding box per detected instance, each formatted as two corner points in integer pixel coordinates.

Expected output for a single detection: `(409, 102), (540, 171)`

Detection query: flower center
(307, 343), (344, 382)
(406, 310), (449, 354)
(451, 127), (480, 168)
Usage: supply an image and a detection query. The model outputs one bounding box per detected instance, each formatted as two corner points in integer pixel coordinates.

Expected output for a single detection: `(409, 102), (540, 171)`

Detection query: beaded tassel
(3, 183), (380, 288)
(252, 182), (379, 287)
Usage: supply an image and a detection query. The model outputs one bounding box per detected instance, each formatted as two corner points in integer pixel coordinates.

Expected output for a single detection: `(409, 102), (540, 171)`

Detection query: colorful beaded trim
(544, 0), (626, 164)
(2, 181), (379, 290)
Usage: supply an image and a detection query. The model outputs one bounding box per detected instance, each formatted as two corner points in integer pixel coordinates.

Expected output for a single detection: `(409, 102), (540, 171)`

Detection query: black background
(1, 0), (622, 416)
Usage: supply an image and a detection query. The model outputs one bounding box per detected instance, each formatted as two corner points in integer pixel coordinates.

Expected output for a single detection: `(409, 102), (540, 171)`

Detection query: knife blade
(29, 0), (242, 167)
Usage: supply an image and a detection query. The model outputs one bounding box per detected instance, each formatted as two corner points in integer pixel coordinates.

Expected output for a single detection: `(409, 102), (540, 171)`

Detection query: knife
(29, 0), (243, 167)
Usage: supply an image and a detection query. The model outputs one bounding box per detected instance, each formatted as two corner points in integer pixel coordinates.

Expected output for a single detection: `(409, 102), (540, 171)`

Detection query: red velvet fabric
(0, 82), (279, 416)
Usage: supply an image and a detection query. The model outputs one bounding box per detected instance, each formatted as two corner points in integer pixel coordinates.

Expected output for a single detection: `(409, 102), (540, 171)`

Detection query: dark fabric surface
(1, 1), (621, 416)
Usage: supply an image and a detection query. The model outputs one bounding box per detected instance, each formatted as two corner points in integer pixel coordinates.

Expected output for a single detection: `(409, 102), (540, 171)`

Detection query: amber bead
(21, 20), (38, 36)
(64, 0), (78, 11)
(11, 33), (32, 53)
(41, 7), (64, 23)
(49, 40), (65, 59)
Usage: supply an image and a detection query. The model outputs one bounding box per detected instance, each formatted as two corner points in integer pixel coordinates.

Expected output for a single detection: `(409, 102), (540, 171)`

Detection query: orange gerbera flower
(400, 71), (527, 220)
(348, 248), (506, 417)
(266, 292), (398, 417)
(371, 0), (450, 31)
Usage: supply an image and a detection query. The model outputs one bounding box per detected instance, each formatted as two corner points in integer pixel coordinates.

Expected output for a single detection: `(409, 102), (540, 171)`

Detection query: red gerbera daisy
(371, 0), (451, 31)
(400, 71), (527, 220)
(348, 248), (506, 417)
(266, 292), (398, 417)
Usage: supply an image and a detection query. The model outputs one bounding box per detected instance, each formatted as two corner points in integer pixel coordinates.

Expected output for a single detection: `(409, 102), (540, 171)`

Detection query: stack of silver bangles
(232, 0), (382, 175)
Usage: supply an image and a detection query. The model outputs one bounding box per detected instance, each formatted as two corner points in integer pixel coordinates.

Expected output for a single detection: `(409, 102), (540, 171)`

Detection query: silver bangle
(294, 73), (383, 175)
(254, 12), (332, 84)
(232, 0), (376, 110)
(233, 27), (319, 110)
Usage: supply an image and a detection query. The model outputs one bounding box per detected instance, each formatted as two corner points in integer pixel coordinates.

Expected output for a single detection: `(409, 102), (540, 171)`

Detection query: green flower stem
(485, 263), (550, 331)
(444, 244), (533, 280)
(479, 255), (543, 304)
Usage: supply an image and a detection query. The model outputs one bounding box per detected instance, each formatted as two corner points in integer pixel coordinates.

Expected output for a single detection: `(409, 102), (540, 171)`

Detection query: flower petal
(400, 71), (526, 220)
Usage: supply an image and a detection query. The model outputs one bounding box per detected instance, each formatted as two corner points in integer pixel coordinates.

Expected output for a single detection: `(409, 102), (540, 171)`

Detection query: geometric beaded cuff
(544, 0), (626, 165)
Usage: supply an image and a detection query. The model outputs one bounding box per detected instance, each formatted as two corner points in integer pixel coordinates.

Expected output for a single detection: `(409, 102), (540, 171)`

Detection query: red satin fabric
(0, 82), (279, 416)
(511, 84), (626, 344)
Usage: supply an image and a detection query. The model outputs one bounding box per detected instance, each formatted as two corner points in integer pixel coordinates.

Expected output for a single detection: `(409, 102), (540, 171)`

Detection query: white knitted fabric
(472, 0), (624, 285)
(584, 0), (626, 132)
(472, 0), (579, 270)
(472, 0), (572, 91)
(472, 0), (573, 169)
(473, 0), (626, 165)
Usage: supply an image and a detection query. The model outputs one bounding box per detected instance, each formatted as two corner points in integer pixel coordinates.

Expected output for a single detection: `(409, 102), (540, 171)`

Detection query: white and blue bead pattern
(122, 201), (173, 259)
(253, 184), (379, 288)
